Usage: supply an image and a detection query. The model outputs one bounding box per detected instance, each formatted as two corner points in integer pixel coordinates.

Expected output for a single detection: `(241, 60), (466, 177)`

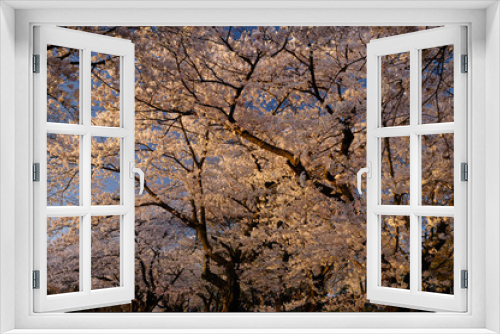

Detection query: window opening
(37, 25), (464, 313)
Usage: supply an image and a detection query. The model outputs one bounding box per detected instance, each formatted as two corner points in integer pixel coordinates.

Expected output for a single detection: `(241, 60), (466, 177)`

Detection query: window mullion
(82, 47), (92, 293)
(409, 47), (421, 294)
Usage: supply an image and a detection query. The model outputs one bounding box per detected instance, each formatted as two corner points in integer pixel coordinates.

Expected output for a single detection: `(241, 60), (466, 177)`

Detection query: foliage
(46, 26), (454, 312)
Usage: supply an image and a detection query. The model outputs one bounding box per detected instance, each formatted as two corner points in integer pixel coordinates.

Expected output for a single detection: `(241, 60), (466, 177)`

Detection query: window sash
(366, 26), (468, 312)
(33, 26), (136, 313)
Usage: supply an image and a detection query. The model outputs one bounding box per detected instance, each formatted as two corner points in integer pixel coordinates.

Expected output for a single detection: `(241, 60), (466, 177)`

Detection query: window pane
(381, 52), (410, 127)
(47, 216), (80, 295)
(381, 137), (410, 205)
(381, 215), (410, 290)
(47, 45), (80, 124)
(91, 215), (120, 290)
(422, 134), (454, 206)
(421, 216), (454, 294)
(47, 133), (80, 206)
(91, 136), (120, 205)
(421, 45), (454, 124)
(91, 52), (121, 127)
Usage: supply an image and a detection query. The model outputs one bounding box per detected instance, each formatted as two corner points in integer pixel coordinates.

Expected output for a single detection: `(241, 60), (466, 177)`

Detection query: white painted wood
(81, 46), (92, 295)
(0, 2), (17, 333)
(33, 26), (135, 313)
(485, 3), (500, 333)
(366, 24), (380, 316)
(372, 205), (454, 217)
(453, 26), (469, 313)
(3, 0), (497, 10)
(372, 126), (412, 138)
(366, 26), (467, 312)
(46, 123), (130, 137)
(409, 44), (422, 309)
(372, 123), (454, 138)
(10, 6), (487, 333)
(1, 329), (498, 334)
(46, 206), (130, 217)
(412, 123), (454, 135)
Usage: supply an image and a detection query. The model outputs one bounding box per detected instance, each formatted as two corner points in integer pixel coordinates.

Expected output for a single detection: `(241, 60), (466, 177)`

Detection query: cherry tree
(46, 26), (454, 312)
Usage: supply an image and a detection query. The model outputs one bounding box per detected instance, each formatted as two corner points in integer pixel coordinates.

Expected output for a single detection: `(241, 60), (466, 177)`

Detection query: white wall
(0, 2), (16, 333)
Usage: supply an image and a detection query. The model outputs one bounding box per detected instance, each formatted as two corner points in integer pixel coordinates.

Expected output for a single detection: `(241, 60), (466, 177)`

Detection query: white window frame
(365, 26), (468, 312)
(0, 1), (499, 333)
(33, 26), (136, 312)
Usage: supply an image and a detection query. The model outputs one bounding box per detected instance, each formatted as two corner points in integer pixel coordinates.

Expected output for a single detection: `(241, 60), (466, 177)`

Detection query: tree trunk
(221, 266), (242, 312)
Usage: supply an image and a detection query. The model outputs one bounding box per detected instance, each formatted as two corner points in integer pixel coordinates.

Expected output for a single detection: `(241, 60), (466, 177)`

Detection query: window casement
(3, 3), (488, 331)
(33, 26), (142, 312)
(358, 26), (467, 312)
(31, 24), (467, 314)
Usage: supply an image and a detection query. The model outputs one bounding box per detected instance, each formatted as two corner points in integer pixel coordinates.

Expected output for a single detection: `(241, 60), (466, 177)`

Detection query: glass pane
(91, 215), (120, 290)
(421, 45), (454, 124)
(381, 137), (410, 205)
(91, 136), (121, 205)
(381, 215), (410, 290)
(381, 52), (410, 127)
(421, 217), (454, 294)
(91, 52), (121, 127)
(422, 134), (454, 206)
(47, 45), (80, 124)
(47, 216), (80, 295)
(47, 133), (80, 206)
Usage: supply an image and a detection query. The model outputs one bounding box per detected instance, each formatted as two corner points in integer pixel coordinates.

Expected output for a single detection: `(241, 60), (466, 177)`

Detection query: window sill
(4, 330), (498, 334)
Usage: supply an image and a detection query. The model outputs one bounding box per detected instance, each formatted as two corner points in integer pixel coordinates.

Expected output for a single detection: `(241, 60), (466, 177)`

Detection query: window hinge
(461, 162), (468, 182)
(32, 270), (40, 289)
(33, 163), (40, 182)
(33, 54), (40, 73)
(461, 270), (468, 289)
(461, 54), (468, 73)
